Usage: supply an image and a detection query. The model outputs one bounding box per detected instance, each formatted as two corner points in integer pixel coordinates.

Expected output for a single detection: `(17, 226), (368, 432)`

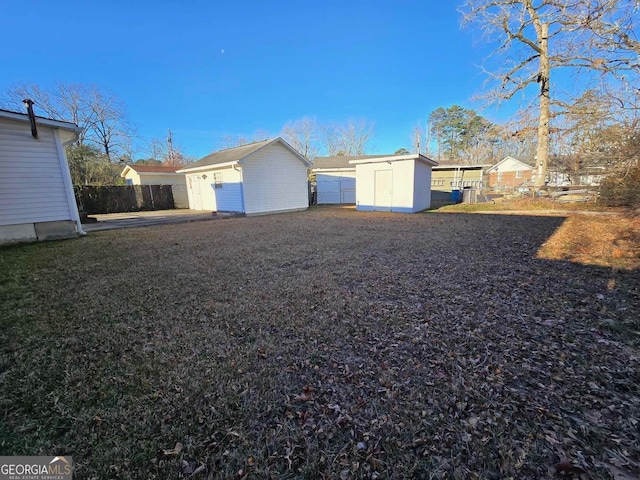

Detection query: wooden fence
(74, 185), (175, 214)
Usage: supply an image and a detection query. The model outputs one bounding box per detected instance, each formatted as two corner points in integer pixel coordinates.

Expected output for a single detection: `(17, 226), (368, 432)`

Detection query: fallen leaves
(162, 442), (183, 456)
(1, 207), (638, 479)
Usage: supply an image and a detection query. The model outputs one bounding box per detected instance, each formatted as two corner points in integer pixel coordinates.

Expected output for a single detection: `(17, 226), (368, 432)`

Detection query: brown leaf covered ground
(1, 206), (639, 479)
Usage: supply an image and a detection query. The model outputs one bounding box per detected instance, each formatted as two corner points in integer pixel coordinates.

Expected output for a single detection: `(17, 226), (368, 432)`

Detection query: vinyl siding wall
(241, 144), (308, 215)
(0, 118), (73, 226)
(431, 169), (484, 192)
(185, 167), (242, 211)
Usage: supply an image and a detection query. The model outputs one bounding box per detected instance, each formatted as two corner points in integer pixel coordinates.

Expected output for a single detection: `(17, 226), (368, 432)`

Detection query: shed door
(374, 170), (392, 211)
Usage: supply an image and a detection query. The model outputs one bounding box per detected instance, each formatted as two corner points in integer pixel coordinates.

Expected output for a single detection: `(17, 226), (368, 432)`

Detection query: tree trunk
(535, 22), (550, 188)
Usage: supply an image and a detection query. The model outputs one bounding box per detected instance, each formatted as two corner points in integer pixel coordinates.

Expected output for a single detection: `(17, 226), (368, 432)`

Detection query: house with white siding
(0, 108), (84, 245)
(120, 165), (189, 208)
(177, 137), (311, 215)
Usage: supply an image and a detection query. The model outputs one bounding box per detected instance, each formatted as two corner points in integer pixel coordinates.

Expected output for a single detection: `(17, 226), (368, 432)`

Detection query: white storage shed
(312, 155), (389, 204)
(177, 137), (311, 215)
(351, 154), (438, 213)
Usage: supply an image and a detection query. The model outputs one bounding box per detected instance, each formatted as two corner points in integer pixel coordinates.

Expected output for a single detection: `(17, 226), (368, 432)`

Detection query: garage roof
(178, 137), (311, 173)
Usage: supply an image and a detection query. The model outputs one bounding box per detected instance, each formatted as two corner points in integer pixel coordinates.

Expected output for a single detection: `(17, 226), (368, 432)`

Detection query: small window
(516, 170), (522, 179)
(125, 179), (133, 186)
(213, 172), (223, 189)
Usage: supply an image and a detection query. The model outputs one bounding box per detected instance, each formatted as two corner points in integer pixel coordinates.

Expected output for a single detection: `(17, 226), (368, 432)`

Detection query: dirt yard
(0, 207), (638, 479)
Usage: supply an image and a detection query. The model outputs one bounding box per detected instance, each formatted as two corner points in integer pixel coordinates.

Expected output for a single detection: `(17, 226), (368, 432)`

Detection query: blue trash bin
(450, 189), (462, 203)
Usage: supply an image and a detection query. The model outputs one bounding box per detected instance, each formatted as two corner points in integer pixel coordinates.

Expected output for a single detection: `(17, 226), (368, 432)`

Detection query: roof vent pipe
(23, 99), (38, 138)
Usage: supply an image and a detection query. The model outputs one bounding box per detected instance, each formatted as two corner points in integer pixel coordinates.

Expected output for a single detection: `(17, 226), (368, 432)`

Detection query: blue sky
(1, 1), (500, 158)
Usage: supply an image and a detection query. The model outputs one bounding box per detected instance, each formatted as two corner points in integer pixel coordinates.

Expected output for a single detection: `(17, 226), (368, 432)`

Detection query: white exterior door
(189, 175), (203, 210)
(374, 170), (392, 211)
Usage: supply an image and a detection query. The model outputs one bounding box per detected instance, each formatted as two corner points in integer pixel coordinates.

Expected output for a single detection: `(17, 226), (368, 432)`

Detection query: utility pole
(167, 129), (174, 166)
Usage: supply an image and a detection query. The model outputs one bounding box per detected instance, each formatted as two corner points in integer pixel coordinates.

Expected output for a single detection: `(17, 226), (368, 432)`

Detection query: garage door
(339, 178), (355, 203)
(317, 174), (356, 204)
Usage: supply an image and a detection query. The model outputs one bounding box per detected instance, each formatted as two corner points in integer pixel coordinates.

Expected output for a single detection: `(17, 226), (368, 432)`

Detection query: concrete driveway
(82, 209), (227, 232)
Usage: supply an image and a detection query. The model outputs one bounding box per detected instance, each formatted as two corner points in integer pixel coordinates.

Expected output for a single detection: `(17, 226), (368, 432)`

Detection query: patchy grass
(537, 215), (640, 271)
(436, 197), (622, 213)
(1, 208), (639, 479)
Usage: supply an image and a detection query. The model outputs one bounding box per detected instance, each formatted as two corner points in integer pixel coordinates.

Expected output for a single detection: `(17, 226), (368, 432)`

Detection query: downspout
(233, 164), (245, 213)
(54, 129), (87, 236)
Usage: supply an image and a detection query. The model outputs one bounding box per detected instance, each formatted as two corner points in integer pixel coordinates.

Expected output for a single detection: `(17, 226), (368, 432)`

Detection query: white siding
(413, 160), (432, 211)
(0, 118), (73, 226)
(356, 159), (431, 213)
(316, 170), (356, 204)
(185, 167), (242, 211)
(241, 143), (308, 215)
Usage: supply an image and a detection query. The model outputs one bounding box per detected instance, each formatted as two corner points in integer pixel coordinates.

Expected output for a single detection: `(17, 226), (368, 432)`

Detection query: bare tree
(320, 122), (343, 156)
(85, 89), (131, 160)
(281, 117), (319, 160)
(341, 118), (375, 156)
(411, 123), (424, 154)
(1, 83), (132, 159)
(319, 118), (374, 156)
(460, 0), (640, 187)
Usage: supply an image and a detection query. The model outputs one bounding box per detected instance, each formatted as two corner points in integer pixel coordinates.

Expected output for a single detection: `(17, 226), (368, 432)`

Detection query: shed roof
(178, 137), (311, 173)
(349, 153), (438, 167)
(313, 155), (391, 170)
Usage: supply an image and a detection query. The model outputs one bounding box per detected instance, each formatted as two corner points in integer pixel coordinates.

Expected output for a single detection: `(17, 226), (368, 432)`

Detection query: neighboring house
(121, 165), (189, 208)
(177, 137), (311, 215)
(312, 155), (389, 204)
(431, 163), (489, 192)
(0, 108), (84, 245)
(486, 156), (535, 190)
(351, 154), (438, 213)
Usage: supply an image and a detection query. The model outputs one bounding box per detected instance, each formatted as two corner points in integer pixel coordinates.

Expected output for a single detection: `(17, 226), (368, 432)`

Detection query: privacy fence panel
(75, 185), (175, 214)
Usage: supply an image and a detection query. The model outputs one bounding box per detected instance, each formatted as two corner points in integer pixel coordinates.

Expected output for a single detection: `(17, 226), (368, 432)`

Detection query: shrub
(599, 165), (640, 208)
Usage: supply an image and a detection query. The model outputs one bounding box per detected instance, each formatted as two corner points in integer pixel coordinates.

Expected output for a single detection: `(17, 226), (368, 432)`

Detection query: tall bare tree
(460, 0), (640, 187)
(320, 118), (375, 156)
(1, 83), (132, 159)
(411, 123), (424, 155)
(281, 117), (319, 160)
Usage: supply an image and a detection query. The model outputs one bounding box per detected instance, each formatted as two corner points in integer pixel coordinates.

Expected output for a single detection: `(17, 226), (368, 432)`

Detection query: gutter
(233, 164), (246, 213)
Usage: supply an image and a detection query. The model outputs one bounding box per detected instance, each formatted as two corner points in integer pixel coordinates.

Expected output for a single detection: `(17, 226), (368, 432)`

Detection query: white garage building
(177, 138), (311, 215)
(351, 153), (438, 213)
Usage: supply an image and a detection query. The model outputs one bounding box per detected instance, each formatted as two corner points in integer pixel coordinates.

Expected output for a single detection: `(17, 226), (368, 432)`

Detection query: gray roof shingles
(186, 139), (272, 169)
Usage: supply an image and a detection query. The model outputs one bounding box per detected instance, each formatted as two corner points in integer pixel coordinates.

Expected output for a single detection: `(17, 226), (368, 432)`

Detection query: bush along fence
(74, 185), (176, 214)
